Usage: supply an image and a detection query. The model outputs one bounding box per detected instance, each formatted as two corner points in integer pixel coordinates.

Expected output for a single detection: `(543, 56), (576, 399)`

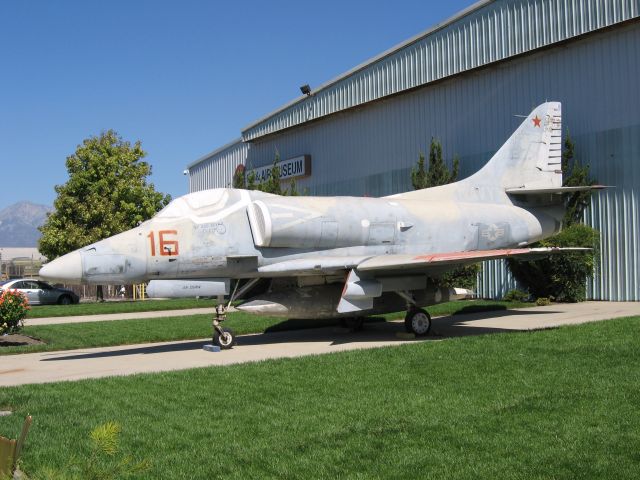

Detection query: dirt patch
(0, 334), (45, 347)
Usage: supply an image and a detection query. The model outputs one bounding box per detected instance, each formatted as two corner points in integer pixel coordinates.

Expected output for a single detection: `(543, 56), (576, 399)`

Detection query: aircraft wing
(248, 247), (589, 315)
(257, 256), (371, 276)
(333, 247), (589, 313)
(355, 247), (590, 273)
(258, 247), (588, 277)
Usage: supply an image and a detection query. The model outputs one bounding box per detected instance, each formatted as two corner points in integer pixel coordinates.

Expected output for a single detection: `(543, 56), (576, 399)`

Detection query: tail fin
(391, 102), (562, 201)
(470, 101), (563, 190)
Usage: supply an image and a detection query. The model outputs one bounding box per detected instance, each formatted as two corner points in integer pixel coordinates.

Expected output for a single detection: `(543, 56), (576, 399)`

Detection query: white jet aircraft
(40, 102), (600, 348)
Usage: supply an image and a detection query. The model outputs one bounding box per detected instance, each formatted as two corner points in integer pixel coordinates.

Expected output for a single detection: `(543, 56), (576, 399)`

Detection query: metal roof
(186, 139), (249, 191)
(186, 138), (244, 170)
(241, 0), (639, 141)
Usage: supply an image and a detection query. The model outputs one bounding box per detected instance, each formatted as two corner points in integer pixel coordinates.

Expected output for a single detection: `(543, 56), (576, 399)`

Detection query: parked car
(0, 278), (80, 305)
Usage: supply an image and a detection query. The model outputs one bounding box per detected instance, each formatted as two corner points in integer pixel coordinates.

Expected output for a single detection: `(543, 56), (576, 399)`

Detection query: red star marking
(532, 115), (542, 127)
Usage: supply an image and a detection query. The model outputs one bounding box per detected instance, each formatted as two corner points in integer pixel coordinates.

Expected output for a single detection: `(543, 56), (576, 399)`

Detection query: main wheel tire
(213, 327), (236, 349)
(58, 295), (72, 305)
(404, 308), (431, 336)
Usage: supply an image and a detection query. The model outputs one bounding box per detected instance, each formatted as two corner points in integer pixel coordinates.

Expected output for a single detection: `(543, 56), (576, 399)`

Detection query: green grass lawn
(3, 300), (531, 356)
(0, 316), (638, 479)
(2, 313), (323, 356)
(26, 298), (215, 318)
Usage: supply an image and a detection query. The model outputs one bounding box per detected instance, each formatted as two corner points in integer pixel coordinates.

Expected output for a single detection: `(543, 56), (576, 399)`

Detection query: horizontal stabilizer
(506, 185), (608, 195)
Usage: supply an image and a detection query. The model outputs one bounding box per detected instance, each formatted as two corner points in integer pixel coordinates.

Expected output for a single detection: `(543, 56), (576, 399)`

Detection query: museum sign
(251, 155), (311, 183)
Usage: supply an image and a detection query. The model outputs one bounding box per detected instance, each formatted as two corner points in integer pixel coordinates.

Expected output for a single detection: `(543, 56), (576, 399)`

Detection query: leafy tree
(245, 166), (258, 191)
(236, 153), (301, 195)
(562, 133), (595, 226)
(232, 165), (246, 189)
(410, 151), (427, 190)
(261, 156), (284, 195)
(411, 138), (459, 189)
(411, 138), (475, 288)
(287, 178), (300, 196)
(39, 130), (171, 260)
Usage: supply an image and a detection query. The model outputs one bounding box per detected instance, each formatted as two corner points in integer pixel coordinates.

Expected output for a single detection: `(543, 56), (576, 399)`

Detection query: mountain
(0, 202), (51, 247)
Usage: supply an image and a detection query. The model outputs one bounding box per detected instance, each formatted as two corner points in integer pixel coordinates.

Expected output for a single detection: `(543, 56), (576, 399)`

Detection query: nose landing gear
(211, 279), (261, 350)
(212, 304), (236, 349)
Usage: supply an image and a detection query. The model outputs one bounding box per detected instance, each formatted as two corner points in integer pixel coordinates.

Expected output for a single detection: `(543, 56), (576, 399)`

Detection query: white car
(0, 278), (79, 305)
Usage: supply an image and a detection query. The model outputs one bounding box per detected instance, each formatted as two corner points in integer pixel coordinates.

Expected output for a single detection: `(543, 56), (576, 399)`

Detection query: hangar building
(186, 0), (640, 301)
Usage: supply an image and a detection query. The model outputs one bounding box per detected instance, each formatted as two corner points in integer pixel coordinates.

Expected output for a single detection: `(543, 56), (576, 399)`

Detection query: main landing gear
(404, 307), (432, 336)
(396, 291), (432, 336)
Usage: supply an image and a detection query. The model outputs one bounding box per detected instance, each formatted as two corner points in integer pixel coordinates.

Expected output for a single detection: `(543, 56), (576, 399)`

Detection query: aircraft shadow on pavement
(40, 340), (208, 361)
(40, 309), (557, 362)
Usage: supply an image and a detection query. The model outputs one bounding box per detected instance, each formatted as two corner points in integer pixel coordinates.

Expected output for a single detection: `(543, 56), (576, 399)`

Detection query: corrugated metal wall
(242, 0), (640, 141)
(244, 21), (640, 301)
(586, 152), (640, 301)
(188, 1), (639, 301)
(188, 140), (249, 192)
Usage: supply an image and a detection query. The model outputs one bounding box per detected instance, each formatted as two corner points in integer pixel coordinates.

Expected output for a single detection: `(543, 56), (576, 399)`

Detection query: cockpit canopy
(155, 188), (243, 219)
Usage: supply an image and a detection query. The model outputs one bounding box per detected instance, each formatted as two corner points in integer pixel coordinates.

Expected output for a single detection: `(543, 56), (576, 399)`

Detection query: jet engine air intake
(247, 197), (398, 249)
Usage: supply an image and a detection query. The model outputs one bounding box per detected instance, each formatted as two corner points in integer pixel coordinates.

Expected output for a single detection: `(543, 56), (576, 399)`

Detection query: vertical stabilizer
(390, 102), (563, 202)
(470, 102), (562, 190)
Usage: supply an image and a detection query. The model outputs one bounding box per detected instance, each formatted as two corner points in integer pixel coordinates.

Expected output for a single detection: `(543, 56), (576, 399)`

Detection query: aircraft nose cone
(39, 250), (83, 283)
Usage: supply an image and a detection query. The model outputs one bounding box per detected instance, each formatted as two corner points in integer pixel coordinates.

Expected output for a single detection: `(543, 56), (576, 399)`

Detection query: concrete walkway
(27, 307), (218, 326)
(2, 301), (637, 387)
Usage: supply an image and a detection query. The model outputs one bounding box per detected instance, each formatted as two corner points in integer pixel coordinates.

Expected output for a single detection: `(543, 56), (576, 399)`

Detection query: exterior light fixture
(300, 84), (311, 96)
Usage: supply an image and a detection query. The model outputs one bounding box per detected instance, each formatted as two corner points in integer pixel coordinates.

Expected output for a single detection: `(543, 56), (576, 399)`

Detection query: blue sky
(0, 0), (474, 210)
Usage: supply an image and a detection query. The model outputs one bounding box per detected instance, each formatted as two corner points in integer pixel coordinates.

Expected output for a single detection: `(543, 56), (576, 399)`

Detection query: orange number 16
(148, 230), (179, 256)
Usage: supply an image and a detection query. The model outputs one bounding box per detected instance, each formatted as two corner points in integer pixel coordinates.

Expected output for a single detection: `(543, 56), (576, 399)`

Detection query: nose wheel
(212, 304), (236, 349)
(213, 325), (236, 349)
(404, 307), (431, 336)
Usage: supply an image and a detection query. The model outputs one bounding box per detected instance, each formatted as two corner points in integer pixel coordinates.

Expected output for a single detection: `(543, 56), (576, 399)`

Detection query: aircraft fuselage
(40, 187), (561, 286)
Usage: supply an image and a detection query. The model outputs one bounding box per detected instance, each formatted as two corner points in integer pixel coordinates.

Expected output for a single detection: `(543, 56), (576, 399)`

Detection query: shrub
(438, 264), (480, 290)
(503, 289), (530, 303)
(0, 289), (30, 335)
(536, 297), (552, 306)
(506, 224), (600, 303)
